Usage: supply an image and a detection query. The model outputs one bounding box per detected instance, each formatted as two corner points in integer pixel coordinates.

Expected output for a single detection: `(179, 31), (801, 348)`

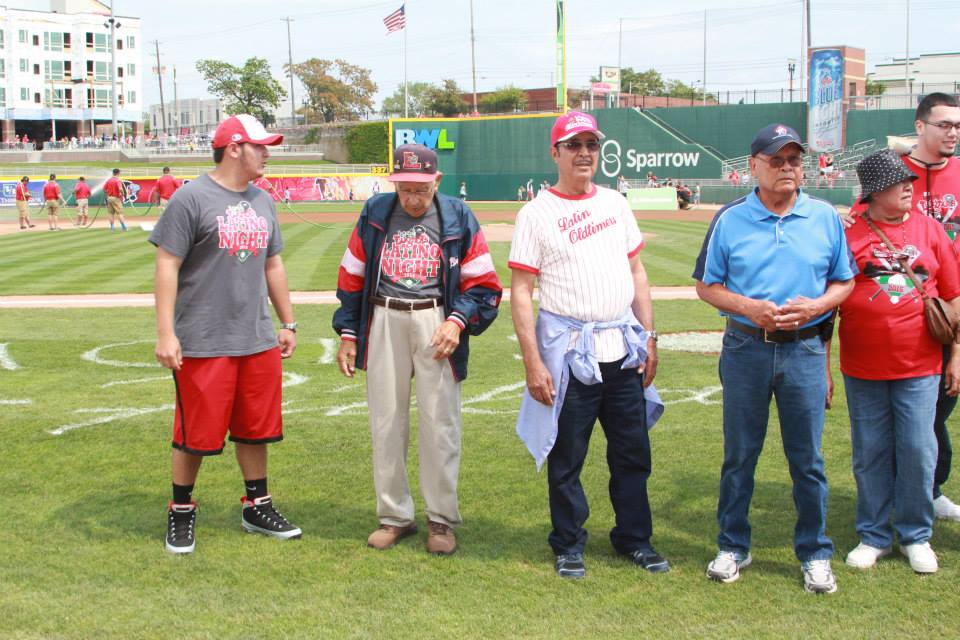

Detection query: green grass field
(0, 217), (703, 295)
(1, 219), (958, 638)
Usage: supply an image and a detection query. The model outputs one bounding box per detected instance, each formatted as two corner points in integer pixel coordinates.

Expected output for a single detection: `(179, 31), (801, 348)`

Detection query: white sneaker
(901, 542), (938, 573)
(706, 550), (751, 583)
(934, 495), (960, 522)
(802, 559), (837, 594)
(845, 543), (892, 569)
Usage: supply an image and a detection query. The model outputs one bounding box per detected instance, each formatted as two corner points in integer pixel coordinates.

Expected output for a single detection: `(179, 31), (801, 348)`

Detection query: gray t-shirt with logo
(148, 173), (283, 357)
(376, 199), (443, 300)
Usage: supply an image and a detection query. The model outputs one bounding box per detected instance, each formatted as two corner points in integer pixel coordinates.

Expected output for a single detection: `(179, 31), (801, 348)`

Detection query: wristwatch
(280, 322), (298, 333)
(647, 331), (658, 342)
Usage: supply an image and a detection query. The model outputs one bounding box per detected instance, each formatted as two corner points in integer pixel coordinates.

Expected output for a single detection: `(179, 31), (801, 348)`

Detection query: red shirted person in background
(42, 174), (63, 231)
(103, 168), (127, 231)
(154, 166), (182, 216)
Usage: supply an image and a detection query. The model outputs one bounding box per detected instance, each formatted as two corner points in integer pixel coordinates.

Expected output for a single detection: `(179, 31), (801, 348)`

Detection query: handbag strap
(863, 214), (931, 303)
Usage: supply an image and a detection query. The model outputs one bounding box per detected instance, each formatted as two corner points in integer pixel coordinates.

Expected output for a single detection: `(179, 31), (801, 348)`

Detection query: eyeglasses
(556, 140), (601, 152)
(396, 187), (434, 197)
(923, 120), (960, 134)
(755, 155), (804, 169)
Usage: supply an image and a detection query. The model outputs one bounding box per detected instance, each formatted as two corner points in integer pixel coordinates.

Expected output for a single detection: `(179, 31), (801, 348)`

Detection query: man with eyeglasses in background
(847, 92), (960, 522)
(693, 123), (855, 593)
(333, 143), (502, 556)
(510, 111), (667, 579)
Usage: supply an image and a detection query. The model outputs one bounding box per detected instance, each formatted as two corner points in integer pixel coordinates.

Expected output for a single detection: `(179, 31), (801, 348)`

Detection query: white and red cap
(551, 111), (605, 146)
(212, 114), (283, 149)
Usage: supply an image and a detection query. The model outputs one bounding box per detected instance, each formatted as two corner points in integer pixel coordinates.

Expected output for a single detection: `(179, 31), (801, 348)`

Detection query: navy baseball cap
(750, 123), (804, 157)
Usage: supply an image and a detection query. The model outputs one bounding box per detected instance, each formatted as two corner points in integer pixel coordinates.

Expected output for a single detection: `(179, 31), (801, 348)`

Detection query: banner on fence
(808, 48), (845, 152)
(626, 187), (678, 211)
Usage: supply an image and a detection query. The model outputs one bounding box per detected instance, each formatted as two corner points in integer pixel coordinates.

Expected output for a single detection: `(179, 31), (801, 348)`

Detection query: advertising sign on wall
(808, 48), (845, 152)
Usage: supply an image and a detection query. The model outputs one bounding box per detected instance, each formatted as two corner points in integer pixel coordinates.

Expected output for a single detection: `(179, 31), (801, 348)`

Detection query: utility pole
(283, 17), (296, 125)
(173, 65), (179, 136)
(469, 0), (478, 114)
(905, 0), (911, 97)
(153, 40), (167, 135)
(702, 9), (707, 106)
(788, 59), (797, 102)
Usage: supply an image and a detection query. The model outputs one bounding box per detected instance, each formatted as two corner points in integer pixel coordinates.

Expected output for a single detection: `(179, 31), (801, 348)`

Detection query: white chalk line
(81, 340), (158, 369)
(0, 398), (32, 405)
(48, 404), (174, 436)
(0, 343), (19, 370)
(100, 375), (169, 388)
(318, 338), (336, 365)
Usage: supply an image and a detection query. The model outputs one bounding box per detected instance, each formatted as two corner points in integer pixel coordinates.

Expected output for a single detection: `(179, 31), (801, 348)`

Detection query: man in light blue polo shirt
(692, 123), (855, 594)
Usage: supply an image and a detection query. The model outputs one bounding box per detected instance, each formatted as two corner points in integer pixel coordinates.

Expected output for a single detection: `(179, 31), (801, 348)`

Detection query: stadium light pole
(702, 9), (707, 106)
(153, 41), (168, 136)
(904, 0), (911, 98)
(105, 1), (121, 138)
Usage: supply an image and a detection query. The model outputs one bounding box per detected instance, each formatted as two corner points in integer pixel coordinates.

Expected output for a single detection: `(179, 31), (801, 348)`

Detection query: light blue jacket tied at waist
(515, 308), (665, 470)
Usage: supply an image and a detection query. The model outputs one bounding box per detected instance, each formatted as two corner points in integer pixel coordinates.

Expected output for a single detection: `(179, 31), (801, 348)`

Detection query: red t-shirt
(43, 181), (61, 200)
(15, 182), (30, 201)
(850, 155), (960, 237)
(74, 182), (91, 199)
(103, 176), (123, 198)
(156, 174), (180, 199)
(839, 212), (960, 379)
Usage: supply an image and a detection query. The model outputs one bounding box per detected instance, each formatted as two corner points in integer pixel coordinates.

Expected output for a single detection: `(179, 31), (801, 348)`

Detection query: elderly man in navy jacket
(334, 143), (502, 556)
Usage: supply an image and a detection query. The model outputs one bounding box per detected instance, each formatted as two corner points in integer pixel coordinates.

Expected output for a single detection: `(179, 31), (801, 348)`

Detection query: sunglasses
(556, 140), (601, 152)
(755, 155), (804, 169)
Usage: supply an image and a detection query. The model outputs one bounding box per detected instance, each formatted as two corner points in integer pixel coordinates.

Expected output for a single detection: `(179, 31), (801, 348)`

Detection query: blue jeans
(934, 344), (956, 498)
(844, 374), (939, 547)
(717, 327), (833, 561)
(547, 359), (653, 555)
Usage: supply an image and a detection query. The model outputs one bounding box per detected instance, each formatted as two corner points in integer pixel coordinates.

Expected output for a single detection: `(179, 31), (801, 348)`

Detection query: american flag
(383, 4), (405, 34)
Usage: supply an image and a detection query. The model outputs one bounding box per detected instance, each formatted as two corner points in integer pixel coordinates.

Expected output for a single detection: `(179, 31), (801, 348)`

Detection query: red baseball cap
(212, 114), (283, 149)
(551, 111), (605, 146)
(388, 144), (441, 183)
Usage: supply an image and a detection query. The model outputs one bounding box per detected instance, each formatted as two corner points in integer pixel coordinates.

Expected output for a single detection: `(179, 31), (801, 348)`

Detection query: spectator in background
(618, 174), (629, 197)
(694, 184), (702, 206)
(517, 185), (525, 201)
(459, 181), (468, 201)
(728, 169), (740, 186)
(526, 177), (535, 201)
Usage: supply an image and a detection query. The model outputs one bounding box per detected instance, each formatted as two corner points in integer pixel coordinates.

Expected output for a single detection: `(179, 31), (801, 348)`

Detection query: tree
(865, 79), (886, 96)
(288, 58), (377, 123)
(665, 79), (705, 101)
(381, 82), (433, 117)
(195, 57), (286, 125)
(479, 85), (527, 114)
(425, 79), (468, 117)
(591, 67), (665, 96)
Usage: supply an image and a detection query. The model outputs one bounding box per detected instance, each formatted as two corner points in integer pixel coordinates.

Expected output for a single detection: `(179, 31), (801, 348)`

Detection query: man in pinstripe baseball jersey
(510, 111), (667, 579)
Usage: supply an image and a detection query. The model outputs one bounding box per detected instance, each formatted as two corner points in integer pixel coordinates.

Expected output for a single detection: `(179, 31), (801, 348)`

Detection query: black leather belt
(370, 296), (441, 311)
(727, 318), (823, 344)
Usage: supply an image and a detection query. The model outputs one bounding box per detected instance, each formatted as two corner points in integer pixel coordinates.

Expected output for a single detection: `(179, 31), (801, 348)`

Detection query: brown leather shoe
(426, 521), (457, 555)
(367, 523), (417, 550)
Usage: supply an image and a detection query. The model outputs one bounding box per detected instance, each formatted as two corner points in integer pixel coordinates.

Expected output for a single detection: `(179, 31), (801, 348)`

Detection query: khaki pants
(159, 197), (169, 214)
(16, 200), (28, 216)
(107, 196), (123, 215)
(76, 198), (89, 216)
(45, 199), (59, 215)
(366, 304), (462, 528)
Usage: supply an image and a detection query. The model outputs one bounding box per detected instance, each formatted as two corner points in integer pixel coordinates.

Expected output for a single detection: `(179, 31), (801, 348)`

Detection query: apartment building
(1, 0), (142, 144)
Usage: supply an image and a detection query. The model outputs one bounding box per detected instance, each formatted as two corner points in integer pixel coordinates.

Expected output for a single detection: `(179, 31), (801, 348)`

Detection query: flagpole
(403, 14), (408, 118)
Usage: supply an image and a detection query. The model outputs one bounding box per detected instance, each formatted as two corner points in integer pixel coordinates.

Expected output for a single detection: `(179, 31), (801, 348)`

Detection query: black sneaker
(165, 502), (197, 554)
(555, 553), (586, 579)
(240, 495), (302, 539)
(622, 547), (671, 573)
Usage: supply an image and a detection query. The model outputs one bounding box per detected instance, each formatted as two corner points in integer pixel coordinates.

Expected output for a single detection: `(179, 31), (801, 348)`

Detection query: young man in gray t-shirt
(151, 114), (301, 554)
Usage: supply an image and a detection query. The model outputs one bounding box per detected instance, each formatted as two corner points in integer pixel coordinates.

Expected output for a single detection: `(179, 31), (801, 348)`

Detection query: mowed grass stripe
(0, 232), (152, 293)
(16, 237), (154, 294)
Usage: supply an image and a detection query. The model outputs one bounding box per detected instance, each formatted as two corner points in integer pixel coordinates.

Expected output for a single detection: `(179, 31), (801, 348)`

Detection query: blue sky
(16, 0), (960, 110)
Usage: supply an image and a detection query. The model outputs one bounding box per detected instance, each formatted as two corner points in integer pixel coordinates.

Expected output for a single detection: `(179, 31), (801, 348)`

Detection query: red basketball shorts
(171, 347), (283, 455)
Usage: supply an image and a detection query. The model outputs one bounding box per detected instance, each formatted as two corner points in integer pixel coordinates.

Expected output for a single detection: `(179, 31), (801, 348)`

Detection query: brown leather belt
(370, 296), (441, 311)
(727, 318), (823, 344)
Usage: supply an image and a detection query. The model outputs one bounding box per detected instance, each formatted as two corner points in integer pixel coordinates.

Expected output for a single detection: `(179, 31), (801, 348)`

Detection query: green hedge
(346, 122), (389, 164)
